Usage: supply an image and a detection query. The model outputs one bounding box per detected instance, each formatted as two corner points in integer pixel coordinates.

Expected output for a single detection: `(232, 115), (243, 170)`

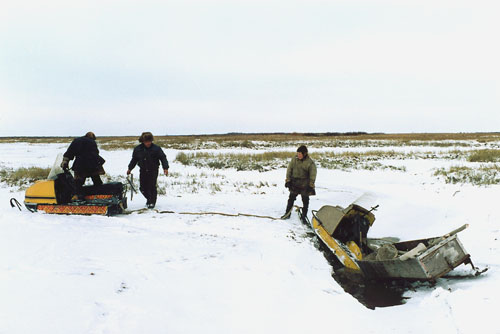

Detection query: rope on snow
(124, 208), (290, 221)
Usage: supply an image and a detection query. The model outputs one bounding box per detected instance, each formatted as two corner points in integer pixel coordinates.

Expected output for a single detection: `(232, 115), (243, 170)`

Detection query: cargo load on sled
(309, 202), (479, 281)
(21, 154), (127, 216)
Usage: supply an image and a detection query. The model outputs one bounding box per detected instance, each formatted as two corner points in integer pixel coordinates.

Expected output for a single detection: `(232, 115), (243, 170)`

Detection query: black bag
(54, 171), (77, 204)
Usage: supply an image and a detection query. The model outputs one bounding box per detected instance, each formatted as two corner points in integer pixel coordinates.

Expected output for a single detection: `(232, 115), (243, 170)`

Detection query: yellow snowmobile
(13, 155), (127, 216)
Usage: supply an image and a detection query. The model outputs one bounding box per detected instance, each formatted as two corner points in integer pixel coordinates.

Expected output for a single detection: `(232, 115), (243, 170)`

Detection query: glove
(60, 158), (70, 170)
(285, 181), (291, 188)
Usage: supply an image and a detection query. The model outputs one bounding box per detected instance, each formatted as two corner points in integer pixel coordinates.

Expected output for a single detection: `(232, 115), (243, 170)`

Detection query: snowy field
(1, 140), (499, 334)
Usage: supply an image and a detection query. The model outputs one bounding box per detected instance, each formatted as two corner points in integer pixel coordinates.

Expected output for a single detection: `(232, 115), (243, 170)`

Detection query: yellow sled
(310, 204), (476, 280)
(311, 204), (375, 272)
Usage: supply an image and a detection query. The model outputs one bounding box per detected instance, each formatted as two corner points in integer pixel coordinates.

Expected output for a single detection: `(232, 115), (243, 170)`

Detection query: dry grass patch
(94, 137), (482, 151)
(176, 151), (293, 171)
(468, 149), (500, 162)
(434, 165), (500, 185)
(0, 166), (51, 188)
(316, 151), (407, 171)
(0, 137), (72, 144)
(175, 151), (410, 172)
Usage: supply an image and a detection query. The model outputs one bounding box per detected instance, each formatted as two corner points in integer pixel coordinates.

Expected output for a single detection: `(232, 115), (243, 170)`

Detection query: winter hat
(297, 145), (308, 154)
(139, 132), (154, 143)
(85, 132), (96, 140)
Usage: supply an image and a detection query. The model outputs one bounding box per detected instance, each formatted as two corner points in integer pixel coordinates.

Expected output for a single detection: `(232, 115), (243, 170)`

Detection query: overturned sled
(310, 204), (477, 281)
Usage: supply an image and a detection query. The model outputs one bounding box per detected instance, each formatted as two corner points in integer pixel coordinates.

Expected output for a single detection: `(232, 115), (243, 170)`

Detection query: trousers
(140, 169), (159, 205)
(286, 192), (309, 216)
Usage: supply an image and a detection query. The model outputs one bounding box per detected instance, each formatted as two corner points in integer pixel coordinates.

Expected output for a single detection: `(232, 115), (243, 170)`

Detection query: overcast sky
(1, 0), (499, 136)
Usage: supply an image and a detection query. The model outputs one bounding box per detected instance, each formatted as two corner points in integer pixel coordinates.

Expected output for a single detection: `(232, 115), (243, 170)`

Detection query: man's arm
(286, 158), (293, 182)
(158, 147), (169, 171)
(63, 139), (79, 161)
(127, 147), (139, 173)
(61, 139), (79, 169)
(309, 161), (317, 187)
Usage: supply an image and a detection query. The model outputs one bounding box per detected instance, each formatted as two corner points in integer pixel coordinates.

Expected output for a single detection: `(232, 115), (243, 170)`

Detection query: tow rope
(10, 196), (292, 221)
(124, 208), (283, 220)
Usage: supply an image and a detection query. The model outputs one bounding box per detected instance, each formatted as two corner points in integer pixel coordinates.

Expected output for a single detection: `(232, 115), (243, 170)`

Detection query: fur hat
(139, 132), (154, 143)
(85, 132), (96, 140)
(297, 145), (308, 154)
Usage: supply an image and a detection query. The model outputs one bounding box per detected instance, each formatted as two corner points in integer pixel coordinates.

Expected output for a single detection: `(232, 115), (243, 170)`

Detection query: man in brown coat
(281, 145), (317, 221)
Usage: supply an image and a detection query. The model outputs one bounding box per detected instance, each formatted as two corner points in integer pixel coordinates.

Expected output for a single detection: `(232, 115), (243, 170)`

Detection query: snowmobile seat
(81, 182), (125, 199)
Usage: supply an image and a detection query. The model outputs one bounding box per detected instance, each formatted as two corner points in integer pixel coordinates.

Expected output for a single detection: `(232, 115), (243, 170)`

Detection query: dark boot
(300, 210), (308, 223)
(281, 207), (292, 219)
(281, 194), (297, 219)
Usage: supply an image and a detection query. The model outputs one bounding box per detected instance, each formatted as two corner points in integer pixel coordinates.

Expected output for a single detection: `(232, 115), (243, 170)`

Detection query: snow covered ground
(1, 141), (499, 334)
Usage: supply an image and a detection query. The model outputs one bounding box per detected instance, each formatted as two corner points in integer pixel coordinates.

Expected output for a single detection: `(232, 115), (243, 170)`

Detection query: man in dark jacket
(281, 145), (317, 221)
(127, 132), (169, 208)
(61, 132), (105, 193)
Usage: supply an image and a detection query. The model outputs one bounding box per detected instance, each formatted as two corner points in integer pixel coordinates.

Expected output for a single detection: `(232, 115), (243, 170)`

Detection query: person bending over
(61, 132), (105, 194)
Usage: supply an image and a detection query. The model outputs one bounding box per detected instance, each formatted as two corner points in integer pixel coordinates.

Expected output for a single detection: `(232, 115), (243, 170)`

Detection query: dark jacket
(63, 136), (105, 173)
(128, 143), (169, 172)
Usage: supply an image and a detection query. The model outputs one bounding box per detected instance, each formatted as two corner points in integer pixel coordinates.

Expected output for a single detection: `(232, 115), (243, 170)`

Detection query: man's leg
(91, 175), (103, 186)
(281, 192), (298, 219)
(73, 177), (86, 199)
(300, 194), (310, 221)
(149, 170), (159, 206)
(139, 171), (151, 205)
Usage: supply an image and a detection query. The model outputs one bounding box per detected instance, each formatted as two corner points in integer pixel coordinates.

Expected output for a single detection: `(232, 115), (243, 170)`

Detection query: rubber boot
(281, 197), (295, 219)
(300, 208), (308, 223)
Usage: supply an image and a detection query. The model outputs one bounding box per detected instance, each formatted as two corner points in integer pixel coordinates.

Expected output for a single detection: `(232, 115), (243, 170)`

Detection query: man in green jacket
(281, 145), (317, 221)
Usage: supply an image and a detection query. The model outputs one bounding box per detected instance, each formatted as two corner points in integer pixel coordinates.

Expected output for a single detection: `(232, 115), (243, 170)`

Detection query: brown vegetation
(1, 132), (500, 147)
(434, 165), (500, 185)
(0, 166), (51, 188)
(467, 149), (500, 162)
